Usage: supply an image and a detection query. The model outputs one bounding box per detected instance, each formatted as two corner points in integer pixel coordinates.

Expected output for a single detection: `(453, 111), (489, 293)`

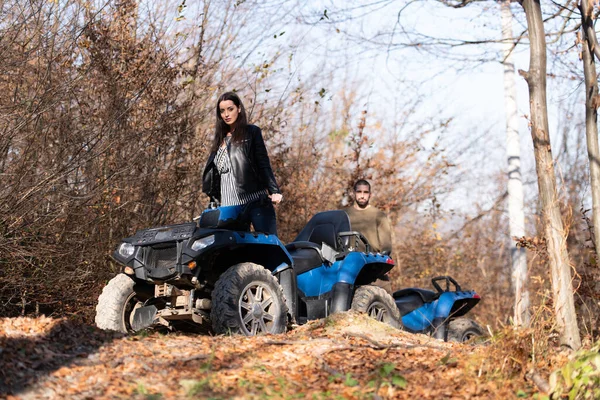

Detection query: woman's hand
(270, 193), (283, 204)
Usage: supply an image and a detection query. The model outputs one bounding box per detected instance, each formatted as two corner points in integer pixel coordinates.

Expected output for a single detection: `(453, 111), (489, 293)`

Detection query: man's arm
(378, 211), (393, 254)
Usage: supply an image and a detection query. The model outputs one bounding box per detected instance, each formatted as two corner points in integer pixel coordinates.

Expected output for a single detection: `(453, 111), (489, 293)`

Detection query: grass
(134, 381), (163, 399)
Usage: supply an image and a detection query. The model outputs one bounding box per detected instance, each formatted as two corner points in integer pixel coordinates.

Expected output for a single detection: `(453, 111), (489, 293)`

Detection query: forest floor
(0, 312), (566, 399)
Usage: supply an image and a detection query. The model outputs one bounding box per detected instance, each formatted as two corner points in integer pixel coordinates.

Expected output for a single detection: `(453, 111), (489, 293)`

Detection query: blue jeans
(246, 200), (278, 236)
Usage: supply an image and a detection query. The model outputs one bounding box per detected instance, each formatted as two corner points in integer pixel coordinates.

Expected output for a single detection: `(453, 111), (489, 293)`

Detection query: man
(345, 179), (392, 254)
(344, 179), (393, 293)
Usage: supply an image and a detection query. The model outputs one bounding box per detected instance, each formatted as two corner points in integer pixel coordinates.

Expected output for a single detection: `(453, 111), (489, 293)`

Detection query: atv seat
(285, 210), (351, 275)
(393, 288), (440, 316)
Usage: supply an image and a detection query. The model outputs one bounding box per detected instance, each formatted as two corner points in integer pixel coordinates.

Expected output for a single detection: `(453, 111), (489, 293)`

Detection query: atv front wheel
(95, 274), (146, 333)
(211, 263), (288, 336)
(351, 285), (403, 329)
(447, 318), (484, 342)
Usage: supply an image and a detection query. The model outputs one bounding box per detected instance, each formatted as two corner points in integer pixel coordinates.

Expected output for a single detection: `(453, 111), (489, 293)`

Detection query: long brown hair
(210, 92), (248, 153)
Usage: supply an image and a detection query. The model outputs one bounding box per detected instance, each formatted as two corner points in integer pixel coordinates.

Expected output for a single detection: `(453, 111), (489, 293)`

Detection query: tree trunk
(501, 0), (530, 327)
(519, 0), (581, 350)
(580, 0), (600, 261)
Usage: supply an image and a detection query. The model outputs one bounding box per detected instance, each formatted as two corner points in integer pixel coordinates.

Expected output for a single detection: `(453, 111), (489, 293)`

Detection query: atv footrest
(131, 305), (158, 331)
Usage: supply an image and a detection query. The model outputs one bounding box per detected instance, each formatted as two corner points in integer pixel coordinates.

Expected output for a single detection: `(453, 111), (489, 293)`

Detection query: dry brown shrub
(0, 1), (209, 318)
(1, 2), (596, 350)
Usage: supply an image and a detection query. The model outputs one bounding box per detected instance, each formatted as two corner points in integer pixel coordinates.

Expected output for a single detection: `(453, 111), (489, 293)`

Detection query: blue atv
(393, 276), (484, 342)
(95, 204), (401, 335)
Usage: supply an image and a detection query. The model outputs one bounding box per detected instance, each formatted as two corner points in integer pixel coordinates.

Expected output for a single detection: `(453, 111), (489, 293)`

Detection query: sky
(282, 0), (588, 217)
(277, 2), (525, 210)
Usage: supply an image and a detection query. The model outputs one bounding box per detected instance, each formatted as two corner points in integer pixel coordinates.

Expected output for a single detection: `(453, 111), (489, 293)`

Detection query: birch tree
(502, 0), (530, 328)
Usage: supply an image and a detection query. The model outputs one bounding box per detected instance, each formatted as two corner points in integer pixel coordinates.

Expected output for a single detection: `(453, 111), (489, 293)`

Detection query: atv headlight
(191, 235), (215, 251)
(118, 242), (135, 258)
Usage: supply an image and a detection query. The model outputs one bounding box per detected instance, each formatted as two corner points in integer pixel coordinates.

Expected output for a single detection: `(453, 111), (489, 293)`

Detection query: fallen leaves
(0, 312), (550, 399)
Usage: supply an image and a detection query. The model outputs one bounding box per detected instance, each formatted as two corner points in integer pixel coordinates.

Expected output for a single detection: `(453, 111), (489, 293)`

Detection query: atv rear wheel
(351, 285), (403, 329)
(447, 318), (484, 342)
(95, 274), (145, 333)
(211, 263), (288, 336)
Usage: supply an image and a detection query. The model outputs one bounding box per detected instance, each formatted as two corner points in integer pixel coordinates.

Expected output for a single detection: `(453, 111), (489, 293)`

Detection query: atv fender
(330, 282), (353, 313)
(338, 252), (393, 284)
(273, 263), (298, 323)
(431, 292), (478, 339)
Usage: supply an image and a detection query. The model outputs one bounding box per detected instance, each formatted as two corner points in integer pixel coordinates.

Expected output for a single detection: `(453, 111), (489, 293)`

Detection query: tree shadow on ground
(0, 318), (122, 396)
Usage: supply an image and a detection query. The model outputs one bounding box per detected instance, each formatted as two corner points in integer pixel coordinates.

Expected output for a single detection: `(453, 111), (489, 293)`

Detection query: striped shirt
(215, 137), (265, 206)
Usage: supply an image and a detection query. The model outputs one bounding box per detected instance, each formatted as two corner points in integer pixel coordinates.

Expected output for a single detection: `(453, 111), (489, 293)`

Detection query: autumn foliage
(0, 0), (598, 349)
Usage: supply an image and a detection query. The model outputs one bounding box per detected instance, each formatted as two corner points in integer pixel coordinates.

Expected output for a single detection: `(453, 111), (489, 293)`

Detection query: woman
(202, 92), (282, 235)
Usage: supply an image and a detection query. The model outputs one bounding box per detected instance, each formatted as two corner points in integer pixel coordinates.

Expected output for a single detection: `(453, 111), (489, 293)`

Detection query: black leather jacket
(202, 124), (281, 202)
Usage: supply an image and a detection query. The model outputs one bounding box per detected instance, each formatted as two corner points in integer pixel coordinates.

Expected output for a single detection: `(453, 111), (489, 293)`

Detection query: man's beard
(356, 199), (369, 209)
